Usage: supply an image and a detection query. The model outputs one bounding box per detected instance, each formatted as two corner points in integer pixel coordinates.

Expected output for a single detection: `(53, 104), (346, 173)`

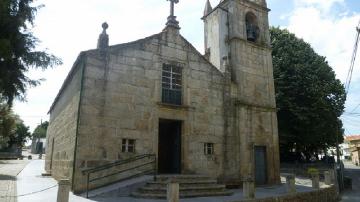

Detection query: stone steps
(148, 180), (217, 187)
(131, 175), (233, 199)
(139, 184), (226, 193)
(131, 190), (233, 199)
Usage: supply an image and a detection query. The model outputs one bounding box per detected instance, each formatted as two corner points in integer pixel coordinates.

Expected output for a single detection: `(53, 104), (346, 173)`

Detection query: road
(341, 161), (360, 202)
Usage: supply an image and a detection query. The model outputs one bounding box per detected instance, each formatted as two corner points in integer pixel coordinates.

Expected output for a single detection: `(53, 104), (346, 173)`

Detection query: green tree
(270, 27), (346, 160)
(8, 118), (31, 147)
(0, 0), (62, 105)
(0, 101), (31, 149)
(32, 121), (48, 138)
(0, 102), (16, 149)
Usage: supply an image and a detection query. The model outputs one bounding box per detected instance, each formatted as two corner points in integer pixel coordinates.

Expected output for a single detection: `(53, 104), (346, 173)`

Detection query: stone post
(311, 173), (320, 189)
(167, 179), (179, 202)
(285, 174), (296, 193)
(330, 169), (336, 183)
(243, 179), (255, 199)
(57, 179), (70, 202)
(324, 171), (332, 185)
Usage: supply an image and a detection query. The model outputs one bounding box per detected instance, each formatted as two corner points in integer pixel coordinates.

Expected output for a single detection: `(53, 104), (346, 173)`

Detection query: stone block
(243, 179), (255, 199)
(329, 170), (336, 184)
(167, 181), (179, 202)
(284, 173), (296, 193)
(57, 179), (70, 202)
(324, 171), (332, 185)
(311, 173), (320, 189)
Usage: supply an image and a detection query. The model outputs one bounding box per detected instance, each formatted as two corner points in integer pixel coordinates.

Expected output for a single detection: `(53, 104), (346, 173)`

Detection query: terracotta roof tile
(346, 135), (360, 141)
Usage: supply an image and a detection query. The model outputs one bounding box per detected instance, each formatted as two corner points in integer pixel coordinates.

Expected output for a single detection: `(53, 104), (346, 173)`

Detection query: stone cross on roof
(168, 0), (179, 17)
(97, 22), (109, 50)
(166, 0), (180, 29)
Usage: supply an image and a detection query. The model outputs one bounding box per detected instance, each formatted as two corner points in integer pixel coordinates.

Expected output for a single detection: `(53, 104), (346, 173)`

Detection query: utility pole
(345, 20), (360, 94)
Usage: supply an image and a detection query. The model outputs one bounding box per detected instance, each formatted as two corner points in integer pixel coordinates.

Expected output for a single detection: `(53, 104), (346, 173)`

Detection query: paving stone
(0, 160), (29, 202)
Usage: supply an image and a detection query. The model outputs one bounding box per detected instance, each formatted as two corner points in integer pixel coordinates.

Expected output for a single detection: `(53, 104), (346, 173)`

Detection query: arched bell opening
(245, 12), (260, 42)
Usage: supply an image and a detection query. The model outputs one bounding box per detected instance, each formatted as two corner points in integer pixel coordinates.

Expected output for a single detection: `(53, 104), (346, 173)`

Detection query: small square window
(204, 143), (214, 155)
(122, 139), (136, 153)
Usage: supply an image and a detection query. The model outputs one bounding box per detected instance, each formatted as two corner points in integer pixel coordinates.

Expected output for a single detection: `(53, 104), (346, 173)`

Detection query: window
(162, 64), (182, 105)
(245, 12), (260, 42)
(204, 143), (214, 155)
(122, 139), (135, 153)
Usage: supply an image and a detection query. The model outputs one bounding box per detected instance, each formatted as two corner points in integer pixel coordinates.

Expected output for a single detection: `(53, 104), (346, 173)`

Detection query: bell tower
(203, 0), (280, 186)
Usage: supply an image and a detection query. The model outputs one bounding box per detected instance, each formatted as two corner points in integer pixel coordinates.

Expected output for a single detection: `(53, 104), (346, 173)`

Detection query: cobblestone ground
(0, 160), (29, 202)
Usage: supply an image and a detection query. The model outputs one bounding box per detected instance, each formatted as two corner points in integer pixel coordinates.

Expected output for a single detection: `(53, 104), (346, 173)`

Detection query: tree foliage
(270, 27), (346, 160)
(0, 102), (30, 149)
(0, 0), (62, 105)
(32, 121), (48, 138)
(0, 102), (16, 148)
(9, 118), (31, 147)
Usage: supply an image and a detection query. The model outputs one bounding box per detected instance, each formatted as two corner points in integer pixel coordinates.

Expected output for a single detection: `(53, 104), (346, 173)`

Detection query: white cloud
(294, 0), (345, 13)
(286, 0), (360, 134)
(287, 0), (360, 82)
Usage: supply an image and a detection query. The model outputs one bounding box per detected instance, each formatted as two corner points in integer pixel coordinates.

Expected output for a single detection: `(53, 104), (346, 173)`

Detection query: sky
(13, 0), (360, 135)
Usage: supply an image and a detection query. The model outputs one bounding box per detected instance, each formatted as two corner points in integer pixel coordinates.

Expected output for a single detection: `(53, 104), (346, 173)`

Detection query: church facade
(45, 0), (280, 193)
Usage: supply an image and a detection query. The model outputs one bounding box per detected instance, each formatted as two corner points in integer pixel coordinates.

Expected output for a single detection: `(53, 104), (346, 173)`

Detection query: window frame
(122, 139), (136, 153)
(161, 64), (183, 105)
(204, 143), (214, 155)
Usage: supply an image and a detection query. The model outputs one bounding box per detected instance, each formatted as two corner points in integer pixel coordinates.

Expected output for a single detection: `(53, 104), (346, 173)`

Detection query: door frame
(254, 145), (268, 185)
(50, 138), (55, 171)
(157, 118), (183, 174)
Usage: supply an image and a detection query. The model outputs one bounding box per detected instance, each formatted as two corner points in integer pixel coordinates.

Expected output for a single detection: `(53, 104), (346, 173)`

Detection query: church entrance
(158, 119), (182, 174)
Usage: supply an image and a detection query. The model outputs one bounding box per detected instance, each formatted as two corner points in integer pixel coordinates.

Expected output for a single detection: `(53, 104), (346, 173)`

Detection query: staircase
(131, 175), (233, 199)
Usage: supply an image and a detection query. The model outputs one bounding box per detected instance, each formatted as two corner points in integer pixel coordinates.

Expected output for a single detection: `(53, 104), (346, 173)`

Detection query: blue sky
(14, 0), (360, 136)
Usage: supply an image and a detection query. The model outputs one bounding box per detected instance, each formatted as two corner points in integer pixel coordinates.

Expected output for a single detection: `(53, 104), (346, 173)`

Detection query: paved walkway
(0, 160), (29, 202)
(16, 160), (324, 202)
(341, 161), (360, 202)
(16, 160), (89, 202)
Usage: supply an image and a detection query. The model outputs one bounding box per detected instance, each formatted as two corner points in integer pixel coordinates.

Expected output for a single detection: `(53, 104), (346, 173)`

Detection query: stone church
(45, 0), (280, 193)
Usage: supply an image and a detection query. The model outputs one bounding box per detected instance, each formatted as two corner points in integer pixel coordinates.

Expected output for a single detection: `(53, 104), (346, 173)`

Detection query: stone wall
(210, 0), (280, 185)
(204, 8), (228, 71)
(281, 163), (334, 178)
(71, 28), (226, 192)
(45, 59), (83, 181)
(232, 186), (339, 202)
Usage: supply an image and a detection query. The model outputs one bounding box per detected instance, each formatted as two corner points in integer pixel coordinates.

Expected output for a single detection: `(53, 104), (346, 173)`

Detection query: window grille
(204, 143), (214, 155)
(162, 64), (182, 105)
(122, 139), (136, 153)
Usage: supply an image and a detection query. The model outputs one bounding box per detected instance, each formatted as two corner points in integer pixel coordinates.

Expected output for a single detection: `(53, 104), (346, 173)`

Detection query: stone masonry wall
(45, 61), (83, 181)
(204, 8), (228, 71)
(218, 0), (280, 185)
(72, 28), (226, 192)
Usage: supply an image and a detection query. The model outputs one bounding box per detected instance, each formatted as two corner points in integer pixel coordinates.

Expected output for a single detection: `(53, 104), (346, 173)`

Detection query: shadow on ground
(0, 160), (24, 165)
(0, 174), (16, 181)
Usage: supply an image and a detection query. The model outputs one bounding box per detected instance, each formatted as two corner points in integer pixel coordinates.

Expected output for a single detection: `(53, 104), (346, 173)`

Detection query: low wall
(281, 163), (334, 178)
(233, 186), (339, 202)
(0, 148), (22, 159)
